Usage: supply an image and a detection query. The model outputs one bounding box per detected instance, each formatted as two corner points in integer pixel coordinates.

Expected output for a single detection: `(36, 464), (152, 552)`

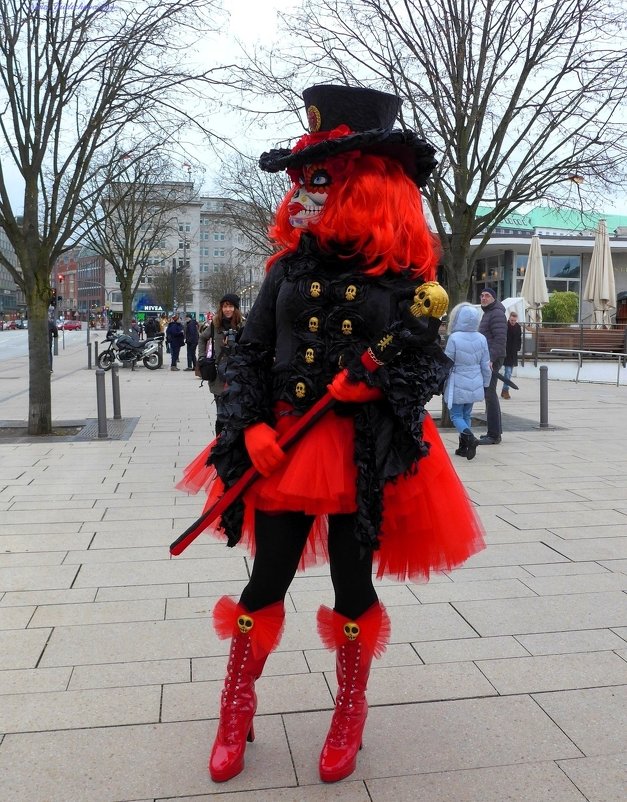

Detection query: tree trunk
(27, 290), (52, 435)
(121, 285), (134, 334)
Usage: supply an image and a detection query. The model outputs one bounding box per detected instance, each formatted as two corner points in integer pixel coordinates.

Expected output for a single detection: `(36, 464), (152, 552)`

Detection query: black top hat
(259, 84), (437, 187)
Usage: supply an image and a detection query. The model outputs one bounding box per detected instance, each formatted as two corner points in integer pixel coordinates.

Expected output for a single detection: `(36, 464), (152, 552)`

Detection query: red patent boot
(209, 596), (285, 783)
(317, 602), (390, 783)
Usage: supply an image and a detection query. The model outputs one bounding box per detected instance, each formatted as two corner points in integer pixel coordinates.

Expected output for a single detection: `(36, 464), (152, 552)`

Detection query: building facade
(470, 207), (627, 321)
(0, 228), (24, 320)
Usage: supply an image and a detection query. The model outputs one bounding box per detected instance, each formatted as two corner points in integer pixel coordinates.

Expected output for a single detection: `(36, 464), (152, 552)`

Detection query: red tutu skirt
(177, 412), (485, 581)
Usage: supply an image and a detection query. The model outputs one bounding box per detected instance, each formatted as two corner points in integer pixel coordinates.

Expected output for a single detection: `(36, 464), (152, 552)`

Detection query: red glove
(327, 369), (383, 403)
(243, 422), (287, 477)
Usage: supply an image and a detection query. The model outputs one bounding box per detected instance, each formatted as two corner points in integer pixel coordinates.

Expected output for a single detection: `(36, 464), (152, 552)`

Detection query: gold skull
(295, 381), (306, 399)
(305, 348), (315, 364)
(237, 614), (254, 634)
(341, 319), (352, 336)
(308, 316), (319, 333)
(344, 622), (360, 641)
(345, 284), (357, 301)
(411, 281), (449, 318)
(310, 281), (322, 298)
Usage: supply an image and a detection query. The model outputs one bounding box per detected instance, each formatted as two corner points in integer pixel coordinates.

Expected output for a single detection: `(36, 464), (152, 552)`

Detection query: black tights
(239, 510), (378, 620)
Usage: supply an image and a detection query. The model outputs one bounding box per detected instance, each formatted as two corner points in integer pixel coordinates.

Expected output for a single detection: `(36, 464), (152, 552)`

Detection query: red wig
(266, 153), (439, 279)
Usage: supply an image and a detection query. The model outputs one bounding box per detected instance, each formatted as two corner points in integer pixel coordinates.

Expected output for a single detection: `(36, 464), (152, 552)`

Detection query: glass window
(213, 248), (225, 257)
(548, 255), (580, 278)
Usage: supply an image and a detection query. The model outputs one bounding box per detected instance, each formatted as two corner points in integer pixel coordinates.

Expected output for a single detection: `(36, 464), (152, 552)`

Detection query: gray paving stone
(533, 685), (627, 755)
(542, 536), (627, 561)
(285, 695), (582, 784)
(0, 587), (96, 606)
(454, 591), (627, 635)
(498, 509), (627, 529)
(69, 659), (190, 690)
(446, 565), (532, 581)
(0, 551), (65, 568)
(0, 685), (160, 733)
(0, 628), (51, 669)
(516, 628), (627, 655)
(0, 532), (92, 552)
(410, 578), (536, 603)
(476, 651), (627, 694)
(72, 556), (248, 588)
(39, 618), (220, 667)
(96, 583), (189, 602)
(63, 546), (177, 564)
(557, 753), (627, 802)
(0, 564), (78, 592)
(521, 572), (627, 594)
(361, 661), (497, 705)
(160, 783), (370, 801)
(388, 602), (478, 642)
(462, 542), (566, 568)
(0, 667), (71, 695)
(29, 598), (166, 628)
(0, 718), (295, 800)
(1, 507), (105, 524)
(416, 635), (529, 663)
(367, 761), (588, 801)
(0, 604), (34, 628)
(523, 561), (612, 577)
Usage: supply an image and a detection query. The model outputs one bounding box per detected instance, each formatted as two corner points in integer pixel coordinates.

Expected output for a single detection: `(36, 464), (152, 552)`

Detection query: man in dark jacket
(478, 288), (507, 444)
(184, 313), (199, 371)
(502, 310), (522, 400)
(166, 314), (185, 370)
(48, 317), (58, 372)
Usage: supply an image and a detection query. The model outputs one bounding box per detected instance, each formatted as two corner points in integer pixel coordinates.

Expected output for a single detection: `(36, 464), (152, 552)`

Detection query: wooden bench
(537, 327), (627, 355)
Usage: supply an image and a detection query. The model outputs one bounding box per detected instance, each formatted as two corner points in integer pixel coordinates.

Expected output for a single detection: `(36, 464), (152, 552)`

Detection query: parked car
(58, 319), (82, 330)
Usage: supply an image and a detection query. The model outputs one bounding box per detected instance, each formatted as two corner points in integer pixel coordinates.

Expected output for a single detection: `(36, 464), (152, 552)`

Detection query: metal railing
(549, 348), (627, 386)
(521, 322), (627, 367)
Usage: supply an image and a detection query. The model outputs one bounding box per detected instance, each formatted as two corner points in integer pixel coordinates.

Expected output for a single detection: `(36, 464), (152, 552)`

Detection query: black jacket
(478, 300), (507, 361)
(209, 234), (451, 551)
(504, 322), (522, 367)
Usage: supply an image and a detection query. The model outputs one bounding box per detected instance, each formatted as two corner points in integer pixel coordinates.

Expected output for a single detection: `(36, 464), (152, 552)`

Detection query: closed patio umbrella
(583, 219), (616, 328)
(521, 234), (549, 324)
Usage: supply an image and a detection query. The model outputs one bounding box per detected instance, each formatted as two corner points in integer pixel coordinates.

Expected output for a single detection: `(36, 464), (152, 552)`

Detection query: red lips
(288, 202), (305, 215)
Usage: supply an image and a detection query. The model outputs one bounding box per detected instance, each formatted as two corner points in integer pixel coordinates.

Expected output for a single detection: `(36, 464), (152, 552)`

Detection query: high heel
(208, 597), (284, 783)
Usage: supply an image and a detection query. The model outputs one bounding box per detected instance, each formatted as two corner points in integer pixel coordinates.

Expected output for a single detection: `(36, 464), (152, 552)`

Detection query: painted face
(288, 163), (332, 229)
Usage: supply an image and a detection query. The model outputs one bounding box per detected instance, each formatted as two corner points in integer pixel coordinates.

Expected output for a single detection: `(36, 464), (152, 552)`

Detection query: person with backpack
(144, 316), (159, 338)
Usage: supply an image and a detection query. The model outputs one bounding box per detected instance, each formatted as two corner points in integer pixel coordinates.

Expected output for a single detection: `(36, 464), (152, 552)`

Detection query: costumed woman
(177, 84), (485, 784)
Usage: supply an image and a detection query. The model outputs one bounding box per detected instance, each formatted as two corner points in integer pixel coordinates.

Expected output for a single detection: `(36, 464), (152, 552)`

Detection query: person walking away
(198, 294), (244, 433)
(478, 288), (507, 444)
(166, 313), (185, 370)
(48, 317), (58, 372)
(444, 304), (491, 460)
(502, 310), (522, 399)
(177, 84), (485, 785)
(184, 313), (200, 371)
(144, 315), (159, 339)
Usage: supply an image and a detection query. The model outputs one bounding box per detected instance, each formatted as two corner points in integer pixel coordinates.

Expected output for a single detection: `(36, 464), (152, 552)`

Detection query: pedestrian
(444, 303), (491, 460)
(160, 314), (170, 353)
(130, 318), (140, 338)
(177, 84), (484, 785)
(197, 296), (244, 433)
(144, 315), (159, 339)
(502, 310), (522, 399)
(166, 313), (185, 370)
(478, 287), (507, 444)
(48, 317), (58, 372)
(184, 313), (199, 371)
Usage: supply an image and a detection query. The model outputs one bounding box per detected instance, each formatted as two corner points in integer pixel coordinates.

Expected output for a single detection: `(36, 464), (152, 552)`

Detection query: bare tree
(217, 153), (291, 263)
(229, 0), (627, 304)
(81, 151), (192, 331)
(202, 263), (247, 311)
(0, 0), (226, 434)
(150, 263), (194, 313)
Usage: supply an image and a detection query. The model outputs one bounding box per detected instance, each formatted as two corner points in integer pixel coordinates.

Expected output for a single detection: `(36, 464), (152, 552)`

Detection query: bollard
(158, 341), (163, 368)
(539, 365), (549, 428)
(95, 368), (108, 438)
(53, 337), (59, 357)
(94, 341), (99, 368)
(87, 342), (92, 370)
(111, 364), (122, 420)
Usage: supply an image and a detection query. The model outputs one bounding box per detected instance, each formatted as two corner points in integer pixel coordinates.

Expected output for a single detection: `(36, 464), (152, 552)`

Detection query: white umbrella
(583, 219), (616, 328)
(521, 234), (549, 324)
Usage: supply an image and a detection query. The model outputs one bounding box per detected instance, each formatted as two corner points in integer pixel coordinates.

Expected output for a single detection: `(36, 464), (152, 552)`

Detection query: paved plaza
(0, 331), (625, 801)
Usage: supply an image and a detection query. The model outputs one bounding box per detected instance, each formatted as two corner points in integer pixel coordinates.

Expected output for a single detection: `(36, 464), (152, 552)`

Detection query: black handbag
(198, 322), (217, 382)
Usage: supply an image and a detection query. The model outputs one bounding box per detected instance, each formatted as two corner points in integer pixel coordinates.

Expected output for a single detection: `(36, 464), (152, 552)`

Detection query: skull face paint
(288, 163), (331, 229)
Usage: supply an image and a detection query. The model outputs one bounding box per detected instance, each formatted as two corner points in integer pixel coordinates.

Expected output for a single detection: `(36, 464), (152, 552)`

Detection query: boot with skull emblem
(209, 596), (285, 782)
(317, 602), (391, 783)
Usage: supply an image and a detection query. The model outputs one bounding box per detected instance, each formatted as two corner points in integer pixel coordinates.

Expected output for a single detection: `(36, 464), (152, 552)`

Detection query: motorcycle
(97, 330), (164, 371)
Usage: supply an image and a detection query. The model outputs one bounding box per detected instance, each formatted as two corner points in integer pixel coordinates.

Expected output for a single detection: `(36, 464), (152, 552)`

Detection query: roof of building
(477, 205), (627, 235)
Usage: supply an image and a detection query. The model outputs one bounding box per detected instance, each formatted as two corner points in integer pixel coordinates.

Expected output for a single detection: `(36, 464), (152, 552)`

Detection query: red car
(59, 319), (82, 330)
